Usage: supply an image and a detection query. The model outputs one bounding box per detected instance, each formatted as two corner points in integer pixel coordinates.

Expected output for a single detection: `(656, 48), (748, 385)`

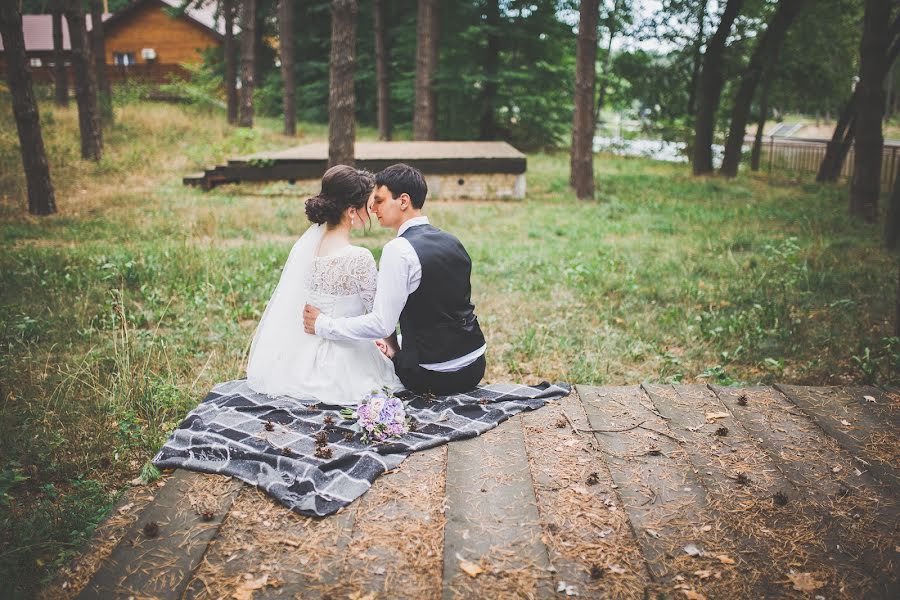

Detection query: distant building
(0, 0), (225, 85)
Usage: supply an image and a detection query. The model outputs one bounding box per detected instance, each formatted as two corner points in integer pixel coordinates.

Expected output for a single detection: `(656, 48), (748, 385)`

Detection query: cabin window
(113, 52), (136, 66)
(29, 58), (42, 67)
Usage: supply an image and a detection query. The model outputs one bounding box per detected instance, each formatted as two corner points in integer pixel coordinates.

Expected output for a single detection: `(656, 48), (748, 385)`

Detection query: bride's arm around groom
(303, 163), (486, 396)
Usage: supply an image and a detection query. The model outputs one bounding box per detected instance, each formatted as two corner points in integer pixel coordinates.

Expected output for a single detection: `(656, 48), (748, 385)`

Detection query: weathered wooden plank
(709, 385), (899, 597)
(77, 470), (243, 599)
(521, 387), (650, 599)
(645, 384), (898, 598)
(183, 483), (357, 599)
(578, 385), (751, 598)
(442, 415), (554, 600)
(850, 385), (900, 432)
(775, 384), (900, 494)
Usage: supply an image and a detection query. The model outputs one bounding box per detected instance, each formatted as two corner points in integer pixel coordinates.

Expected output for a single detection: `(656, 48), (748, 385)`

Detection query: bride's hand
(302, 304), (321, 334)
(375, 339), (395, 359)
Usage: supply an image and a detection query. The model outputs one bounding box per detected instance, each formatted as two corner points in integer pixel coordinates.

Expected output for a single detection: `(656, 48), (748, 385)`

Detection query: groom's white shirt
(314, 216), (486, 372)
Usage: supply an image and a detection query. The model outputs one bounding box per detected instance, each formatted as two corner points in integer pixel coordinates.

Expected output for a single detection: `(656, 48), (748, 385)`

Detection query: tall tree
(749, 70), (772, 172)
(0, 2), (56, 215)
(373, 0), (391, 140)
(65, 0), (102, 161)
(238, 0), (256, 127)
(280, 0), (295, 136)
(224, 0), (238, 124)
(692, 0), (744, 175)
(89, 0), (112, 124)
(570, 0), (600, 200)
(849, 0), (891, 222)
(51, 1), (68, 107)
(886, 166), (900, 250)
(413, 0), (438, 140)
(720, 0), (804, 177)
(478, 0), (501, 140)
(328, 0), (357, 167)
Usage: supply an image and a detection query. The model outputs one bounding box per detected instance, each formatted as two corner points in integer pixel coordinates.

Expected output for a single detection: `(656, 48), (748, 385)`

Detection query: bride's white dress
(246, 224), (402, 406)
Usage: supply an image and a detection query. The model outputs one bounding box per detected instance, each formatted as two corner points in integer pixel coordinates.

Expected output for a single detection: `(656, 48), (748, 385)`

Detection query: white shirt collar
(397, 216), (429, 237)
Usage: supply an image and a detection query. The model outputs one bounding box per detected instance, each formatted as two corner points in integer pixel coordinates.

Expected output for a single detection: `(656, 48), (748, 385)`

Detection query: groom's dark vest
(397, 224), (486, 369)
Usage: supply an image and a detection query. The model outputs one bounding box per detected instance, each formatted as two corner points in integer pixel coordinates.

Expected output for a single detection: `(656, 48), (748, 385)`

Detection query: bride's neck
(324, 222), (351, 242)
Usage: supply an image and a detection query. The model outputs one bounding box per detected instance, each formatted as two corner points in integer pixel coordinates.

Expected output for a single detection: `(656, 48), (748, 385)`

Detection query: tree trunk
(750, 71), (772, 172)
(52, 3), (68, 107)
(0, 2), (56, 215)
(720, 0), (803, 177)
(895, 261), (900, 337)
(570, 0), (600, 200)
(224, 0), (238, 124)
(686, 1), (708, 117)
(886, 165), (900, 249)
(89, 0), (112, 124)
(280, 0), (296, 136)
(413, 0), (438, 140)
(479, 0), (500, 140)
(238, 0), (256, 127)
(692, 0), (745, 175)
(328, 0), (357, 167)
(595, 0), (621, 125)
(849, 0), (891, 222)
(374, 0), (391, 140)
(65, 1), (102, 161)
(818, 22), (900, 183)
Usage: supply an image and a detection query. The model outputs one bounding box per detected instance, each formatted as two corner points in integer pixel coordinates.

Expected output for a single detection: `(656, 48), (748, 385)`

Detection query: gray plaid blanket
(152, 379), (571, 517)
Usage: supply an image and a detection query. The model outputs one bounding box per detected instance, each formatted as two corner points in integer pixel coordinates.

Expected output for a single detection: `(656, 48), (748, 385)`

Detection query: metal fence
(758, 136), (900, 192)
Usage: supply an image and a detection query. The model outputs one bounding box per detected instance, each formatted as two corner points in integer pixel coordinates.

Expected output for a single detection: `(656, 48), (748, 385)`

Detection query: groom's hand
(302, 304), (321, 334)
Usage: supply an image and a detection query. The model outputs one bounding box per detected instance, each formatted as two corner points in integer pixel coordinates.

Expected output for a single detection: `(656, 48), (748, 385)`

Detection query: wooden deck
(55, 384), (897, 599)
(183, 141), (528, 192)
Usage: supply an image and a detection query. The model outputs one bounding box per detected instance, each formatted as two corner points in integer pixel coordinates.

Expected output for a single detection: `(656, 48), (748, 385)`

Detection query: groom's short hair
(376, 163), (427, 209)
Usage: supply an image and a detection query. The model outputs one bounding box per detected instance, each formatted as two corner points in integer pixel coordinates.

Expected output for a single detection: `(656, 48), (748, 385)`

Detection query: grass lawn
(1, 92), (898, 596)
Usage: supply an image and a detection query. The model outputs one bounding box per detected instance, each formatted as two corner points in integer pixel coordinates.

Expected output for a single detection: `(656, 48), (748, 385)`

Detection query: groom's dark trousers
(392, 354), (486, 396)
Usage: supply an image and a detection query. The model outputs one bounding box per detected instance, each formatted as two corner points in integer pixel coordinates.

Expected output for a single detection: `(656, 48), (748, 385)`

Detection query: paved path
(53, 385), (897, 599)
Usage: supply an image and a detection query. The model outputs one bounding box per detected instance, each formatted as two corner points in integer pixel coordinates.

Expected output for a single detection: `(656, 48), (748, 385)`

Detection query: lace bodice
(306, 246), (377, 311)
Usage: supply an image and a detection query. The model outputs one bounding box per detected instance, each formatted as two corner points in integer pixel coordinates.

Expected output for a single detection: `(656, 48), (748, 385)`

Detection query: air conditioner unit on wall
(141, 48), (157, 61)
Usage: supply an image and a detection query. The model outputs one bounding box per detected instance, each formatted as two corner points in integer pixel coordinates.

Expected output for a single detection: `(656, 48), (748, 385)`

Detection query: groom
(303, 163), (486, 395)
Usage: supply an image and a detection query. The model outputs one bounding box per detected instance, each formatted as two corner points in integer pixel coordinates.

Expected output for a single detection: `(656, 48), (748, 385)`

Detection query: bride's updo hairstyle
(305, 165), (375, 226)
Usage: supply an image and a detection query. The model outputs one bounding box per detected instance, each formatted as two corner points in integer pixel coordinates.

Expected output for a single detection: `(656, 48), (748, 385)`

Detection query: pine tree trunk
(750, 72), (772, 172)
(65, 1), (102, 161)
(52, 4), (68, 107)
(0, 3), (56, 215)
(224, 0), (238, 125)
(328, 0), (357, 167)
(686, 1), (708, 117)
(478, 0), (500, 140)
(817, 90), (856, 182)
(374, 0), (391, 140)
(895, 261), (900, 336)
(692, 0), (744, 175)
(570, 0), (600, 200)
(886, 165), (900, 249)
(280, 0), (296, 136)
(413, 0), (438, 140)
(720, 0), (803, 177)
(89, 0), (112, 124)
(238, 0), (256, 127)
(850, 0), (891, 223)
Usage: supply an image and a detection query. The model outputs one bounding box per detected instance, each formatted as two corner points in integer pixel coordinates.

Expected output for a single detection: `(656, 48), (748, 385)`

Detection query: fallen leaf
(840, 419), (851, 426)
(117, 503), (135, 513)
(716, 555), (735, 565)
(694, 569), (713, 580)
(459, 560), (483, 578)
(787, 571), (825, 592)
(680, 590), (707, 600)
(863, 395), (876, 403)
(705, 412), (730, 421)
(645, 529), (661, 539)
(608, 564), (627, 575)
(556, 581), (579, 595)
(699, 525), (712, 532)
(683, 544), (702, 557)
(232, 574), (269, 600)
(831, 465), (842, 474)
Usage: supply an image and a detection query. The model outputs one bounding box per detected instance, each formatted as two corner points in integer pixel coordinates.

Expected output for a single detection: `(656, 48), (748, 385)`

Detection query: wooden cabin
(0, 0), (224, 85)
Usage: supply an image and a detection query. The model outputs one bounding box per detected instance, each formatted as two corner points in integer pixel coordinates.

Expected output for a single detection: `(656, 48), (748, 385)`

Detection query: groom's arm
(310, 239), (416, 341)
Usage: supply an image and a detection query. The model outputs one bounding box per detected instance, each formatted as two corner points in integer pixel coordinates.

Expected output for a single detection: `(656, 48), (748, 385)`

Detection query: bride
(246, 165), (402, 405)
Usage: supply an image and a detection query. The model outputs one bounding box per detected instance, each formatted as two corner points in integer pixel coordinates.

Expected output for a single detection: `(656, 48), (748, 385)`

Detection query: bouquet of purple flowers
(340, 389), (410, 444)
